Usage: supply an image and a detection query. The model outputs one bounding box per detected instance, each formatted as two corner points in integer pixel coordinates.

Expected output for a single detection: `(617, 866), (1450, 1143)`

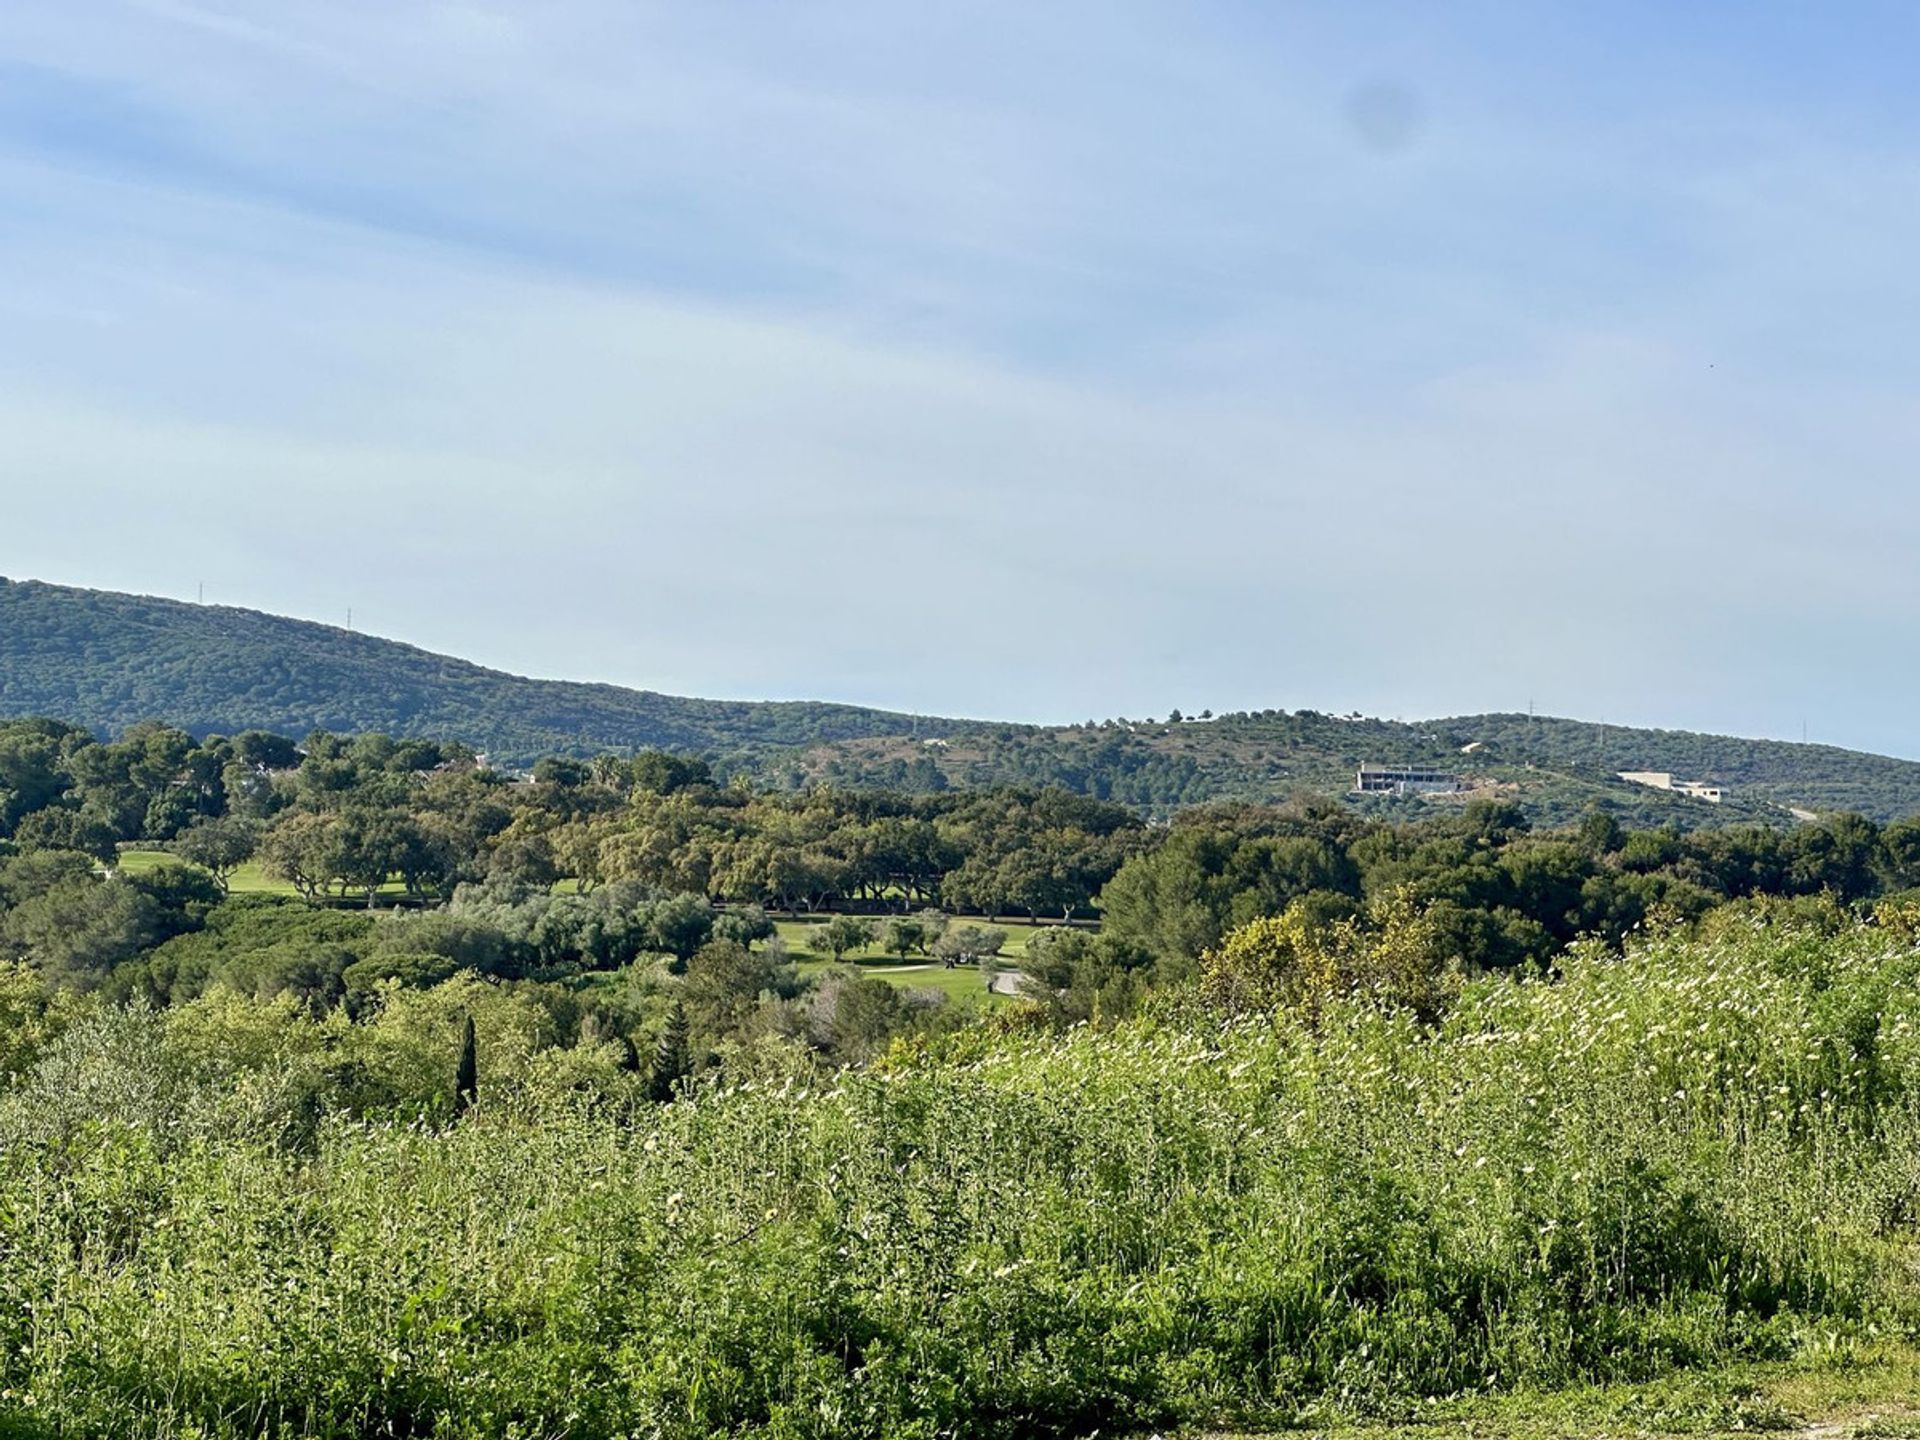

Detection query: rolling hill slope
(4, 575), (1916, 825)
(786, 708), (1920, 825)
(1435, 712), (1920, 820)
(0, 577), (969, 763)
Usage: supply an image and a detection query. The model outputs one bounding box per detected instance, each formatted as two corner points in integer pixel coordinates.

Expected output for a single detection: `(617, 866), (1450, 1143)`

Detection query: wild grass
(4, 918), (1920, 1436)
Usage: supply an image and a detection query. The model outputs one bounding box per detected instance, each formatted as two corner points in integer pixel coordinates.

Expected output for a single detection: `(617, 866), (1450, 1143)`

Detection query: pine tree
(649, 1003), (691, 1103)
(453, 1015), (478, 1117)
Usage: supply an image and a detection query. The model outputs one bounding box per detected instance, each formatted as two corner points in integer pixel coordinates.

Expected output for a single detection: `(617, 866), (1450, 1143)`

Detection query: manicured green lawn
(772, 913), (1081, 1002)
(114, 847), (399, 898)
(113, 848), (182, 876)
(790, 955), (1012, 1003)
(772, 914), (1066, 961)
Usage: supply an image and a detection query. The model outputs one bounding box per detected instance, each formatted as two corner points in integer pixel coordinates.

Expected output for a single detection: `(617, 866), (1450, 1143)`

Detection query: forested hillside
(7, 576), (1919, 825)
(792, 708), (1920, 824)
(1441, 711), (1920, 818)
(0, 578), (965, 762)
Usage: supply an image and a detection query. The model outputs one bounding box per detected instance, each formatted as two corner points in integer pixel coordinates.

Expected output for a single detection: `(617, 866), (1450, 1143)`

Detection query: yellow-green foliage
(0, 960), (88, 1074)
(1200, 889), (1461, 1021)
(6, 921), (1920, 1436)
(1874, 896), (1920, 941)
(1199, 905), (1335, 1013)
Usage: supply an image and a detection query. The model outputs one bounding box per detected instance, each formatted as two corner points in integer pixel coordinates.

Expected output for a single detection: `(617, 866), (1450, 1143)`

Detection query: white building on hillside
(1618, 770), (1725, 804)
(1355, 765), (1459, 796)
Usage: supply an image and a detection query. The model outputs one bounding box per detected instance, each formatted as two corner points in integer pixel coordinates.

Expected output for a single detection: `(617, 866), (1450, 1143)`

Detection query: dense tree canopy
(4, 711), (1920, 1091)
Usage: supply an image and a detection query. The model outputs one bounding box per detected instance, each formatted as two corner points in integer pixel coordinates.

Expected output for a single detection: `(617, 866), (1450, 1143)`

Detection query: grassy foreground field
(8, 913), (1920, 1436)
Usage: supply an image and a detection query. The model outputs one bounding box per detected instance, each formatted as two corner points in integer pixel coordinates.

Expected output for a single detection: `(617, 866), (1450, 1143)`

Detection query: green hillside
(1439, 711), (1920, 818)
(5, 575), (1917, 825)
(0, 577), (967, 764)
(790, 708), (1920, 824)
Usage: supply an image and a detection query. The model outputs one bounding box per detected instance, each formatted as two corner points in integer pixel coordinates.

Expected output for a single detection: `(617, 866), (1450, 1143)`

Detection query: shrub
(1200, 889), (1459, 1022)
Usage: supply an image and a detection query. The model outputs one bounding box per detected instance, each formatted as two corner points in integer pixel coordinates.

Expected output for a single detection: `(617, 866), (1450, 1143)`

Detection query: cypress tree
(649, 1003), (692, 1103)
(453, 1015), (478, 1117)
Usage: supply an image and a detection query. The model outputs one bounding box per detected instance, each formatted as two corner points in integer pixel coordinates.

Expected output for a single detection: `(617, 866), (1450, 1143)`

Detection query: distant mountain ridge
(4, 575), (1917, 825)
(0, 577), (975, 761)
(781, 708), (1920, 825)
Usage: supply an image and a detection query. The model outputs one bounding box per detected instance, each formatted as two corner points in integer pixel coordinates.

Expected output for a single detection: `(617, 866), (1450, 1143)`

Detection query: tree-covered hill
(0, 577), (969, 763)
(1435, 711), (1920, 819)
(7, 576), (1918, 825)
(791, 707), (1920, 825)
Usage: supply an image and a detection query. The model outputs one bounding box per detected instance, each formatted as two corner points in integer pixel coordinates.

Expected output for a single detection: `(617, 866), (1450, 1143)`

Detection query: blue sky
(2, 3), (1917, 755)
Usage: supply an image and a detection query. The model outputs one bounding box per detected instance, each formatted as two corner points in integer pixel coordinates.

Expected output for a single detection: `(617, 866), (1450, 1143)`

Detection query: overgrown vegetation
(6, 913), (1920, 1435)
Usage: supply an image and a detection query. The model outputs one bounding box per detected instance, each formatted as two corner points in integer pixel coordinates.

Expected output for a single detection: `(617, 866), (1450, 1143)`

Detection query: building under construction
(1354, 765), (1460, 796)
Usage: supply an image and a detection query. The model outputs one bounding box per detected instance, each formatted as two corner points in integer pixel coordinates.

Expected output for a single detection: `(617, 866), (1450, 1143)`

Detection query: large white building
(1618, 770), (1725, 804)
